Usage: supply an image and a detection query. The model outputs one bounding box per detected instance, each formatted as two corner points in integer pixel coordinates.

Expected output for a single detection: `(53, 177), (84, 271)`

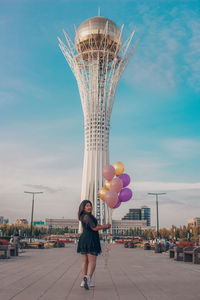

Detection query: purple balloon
(119, 188), (132, 202)
(113, 200), (121, 209)
(119, 173), (131, 187)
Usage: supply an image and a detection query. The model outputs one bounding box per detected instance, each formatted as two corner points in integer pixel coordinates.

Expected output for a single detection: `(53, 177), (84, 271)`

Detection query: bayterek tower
(58, 16), (136, 225)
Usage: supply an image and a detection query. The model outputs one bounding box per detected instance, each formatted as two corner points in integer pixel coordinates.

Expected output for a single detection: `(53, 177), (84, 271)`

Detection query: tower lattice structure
(58, 16), (136, 225)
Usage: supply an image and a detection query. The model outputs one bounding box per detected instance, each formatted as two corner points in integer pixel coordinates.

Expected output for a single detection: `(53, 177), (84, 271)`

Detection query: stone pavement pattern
(0, 244), (200, 300)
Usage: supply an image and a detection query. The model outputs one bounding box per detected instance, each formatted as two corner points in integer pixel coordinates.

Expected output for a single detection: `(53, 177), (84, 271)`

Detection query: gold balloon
(114, 161), (125, 176)
(99, 187), (107, 201)
(105, 180), (111, 190)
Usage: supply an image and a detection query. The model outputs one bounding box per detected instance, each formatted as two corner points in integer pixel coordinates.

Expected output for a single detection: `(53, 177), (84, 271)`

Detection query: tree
(159, 228), (169, 239)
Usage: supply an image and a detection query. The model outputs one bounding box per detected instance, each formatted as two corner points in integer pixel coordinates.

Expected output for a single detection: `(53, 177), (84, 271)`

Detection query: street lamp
(189, 228), (193, 242)
(24, 191), (43, 241)
(148, 192), (166, 240)
(174, 227), (176, 241)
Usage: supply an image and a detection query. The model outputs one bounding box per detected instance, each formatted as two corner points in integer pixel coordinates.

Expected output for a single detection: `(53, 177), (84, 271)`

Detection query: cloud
(123, 3), (200, 92)
(24, 184), (64, 194)
(112, 145), (200, 227)
(133, 181), (200, 192)
(113, 181), (200, 228)
(183, 18), (200, 91)
(110, 136), (200, 182)
(0, 77), (49, 107)
(162, 138), (200, 159)
(1, 132), (199, 227)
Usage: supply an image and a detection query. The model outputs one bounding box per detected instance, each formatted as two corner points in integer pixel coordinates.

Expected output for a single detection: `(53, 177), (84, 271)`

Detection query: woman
(77, 200), (111, 290)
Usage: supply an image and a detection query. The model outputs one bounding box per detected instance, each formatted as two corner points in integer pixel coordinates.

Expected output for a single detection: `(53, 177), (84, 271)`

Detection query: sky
(0, 0), (200, 228)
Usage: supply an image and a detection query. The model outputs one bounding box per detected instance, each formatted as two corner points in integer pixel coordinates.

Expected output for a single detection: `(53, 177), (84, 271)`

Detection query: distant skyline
(0, 0), (200, 228)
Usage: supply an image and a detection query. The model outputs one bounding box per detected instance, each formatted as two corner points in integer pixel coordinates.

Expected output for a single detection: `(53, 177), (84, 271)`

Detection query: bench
(183, 246), (200, 264)
(174, 246), (184, 261)
(183, 246), (194, 262)
(0, 243), (19, 258)
(10, 244), (19, 256)
(144, 243), (151, 250)
(0, 245), (11, 259)
(193, 247), (200, 264)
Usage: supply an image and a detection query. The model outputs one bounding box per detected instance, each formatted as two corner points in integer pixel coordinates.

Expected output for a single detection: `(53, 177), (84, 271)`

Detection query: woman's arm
(91, 224), (111, 231)
(82, 214), (111, 231)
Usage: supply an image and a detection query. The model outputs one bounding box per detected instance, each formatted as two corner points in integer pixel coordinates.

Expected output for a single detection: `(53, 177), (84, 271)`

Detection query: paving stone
(0, 244), (200, 300)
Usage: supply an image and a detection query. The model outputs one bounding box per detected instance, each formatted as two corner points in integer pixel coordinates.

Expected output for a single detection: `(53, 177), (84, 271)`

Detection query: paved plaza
(0, 244), (200, 300)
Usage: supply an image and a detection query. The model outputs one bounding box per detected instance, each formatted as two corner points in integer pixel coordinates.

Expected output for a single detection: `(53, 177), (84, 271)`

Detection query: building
(45, 218), (79, 234)
(141, 206), (151, 226)
(188, 217), (200, 227)
(112, 220), (148, 235)
(122, 206), (151, 226)
(58, 17), (136, 225)
(122, 209), (141, 221)
(45, 218), (153, 236)
(15, 219), (29, 226)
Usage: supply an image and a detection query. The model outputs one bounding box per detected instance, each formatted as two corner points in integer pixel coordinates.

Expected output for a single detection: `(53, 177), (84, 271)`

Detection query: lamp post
(189, 228), (193, 242)
(148, 192), (166, 240)
(24, 191), (43, 241)
(174, 227), (176, 242)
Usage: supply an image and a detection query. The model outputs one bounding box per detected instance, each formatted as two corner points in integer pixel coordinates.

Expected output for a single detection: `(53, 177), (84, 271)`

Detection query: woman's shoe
(89, 279), (95, 287)
(83, 276), (90, 290)
(80, 280), (84, 287)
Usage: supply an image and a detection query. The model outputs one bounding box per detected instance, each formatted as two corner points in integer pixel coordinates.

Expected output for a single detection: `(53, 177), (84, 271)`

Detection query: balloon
(119, 188), (132, 202)
(104, 190), (118, 208)
(113, 200), (121, 209)
(119, 173), (131, 187)
(114, 161), (125, 176)
(99, 187), (107, 201)
(104, 180), (111, 190)
(110, 177), (123, 193)
(102, 165), (115, 181)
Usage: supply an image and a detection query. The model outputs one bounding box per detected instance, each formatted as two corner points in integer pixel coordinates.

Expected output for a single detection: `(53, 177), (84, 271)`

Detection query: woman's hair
(78, 200), (92, 220)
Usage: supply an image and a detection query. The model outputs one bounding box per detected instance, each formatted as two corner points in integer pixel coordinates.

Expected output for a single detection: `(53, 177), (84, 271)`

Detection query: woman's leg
(87, 254), (97, 278)
(81, 254), (88, 278)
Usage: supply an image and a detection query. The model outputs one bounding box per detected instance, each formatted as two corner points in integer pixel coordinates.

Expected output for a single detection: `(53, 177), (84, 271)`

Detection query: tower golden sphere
(75, 17), (122, 59)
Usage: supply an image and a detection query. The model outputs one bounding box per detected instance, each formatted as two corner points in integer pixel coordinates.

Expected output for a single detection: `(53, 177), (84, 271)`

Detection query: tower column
(58, 16), (135, 228)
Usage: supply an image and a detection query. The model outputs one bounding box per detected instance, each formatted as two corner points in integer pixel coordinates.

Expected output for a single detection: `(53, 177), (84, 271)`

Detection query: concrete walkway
(0, 244), (200, 300)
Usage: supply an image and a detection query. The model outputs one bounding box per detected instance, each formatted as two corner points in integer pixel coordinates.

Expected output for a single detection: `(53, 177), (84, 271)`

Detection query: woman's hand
(92, 223), (111, 231)
(104, 224), (111, 229)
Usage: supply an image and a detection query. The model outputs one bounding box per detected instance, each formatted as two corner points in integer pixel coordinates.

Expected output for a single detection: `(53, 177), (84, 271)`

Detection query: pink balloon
(110, 177), (123, 193)
(113, 200), (121, 209)
(102, 165), (115, 181)
(104, 190), (118, 208)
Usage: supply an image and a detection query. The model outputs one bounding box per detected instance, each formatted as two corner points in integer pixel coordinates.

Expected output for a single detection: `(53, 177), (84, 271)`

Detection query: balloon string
(103, 208), (113, 267)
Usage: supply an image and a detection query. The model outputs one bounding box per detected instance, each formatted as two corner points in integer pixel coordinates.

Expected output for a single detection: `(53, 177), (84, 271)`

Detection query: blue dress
(77, 212), (101, 256)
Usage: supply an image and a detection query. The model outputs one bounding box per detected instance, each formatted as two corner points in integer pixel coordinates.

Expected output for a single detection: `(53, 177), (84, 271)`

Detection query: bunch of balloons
(99, 162), (132, 209)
